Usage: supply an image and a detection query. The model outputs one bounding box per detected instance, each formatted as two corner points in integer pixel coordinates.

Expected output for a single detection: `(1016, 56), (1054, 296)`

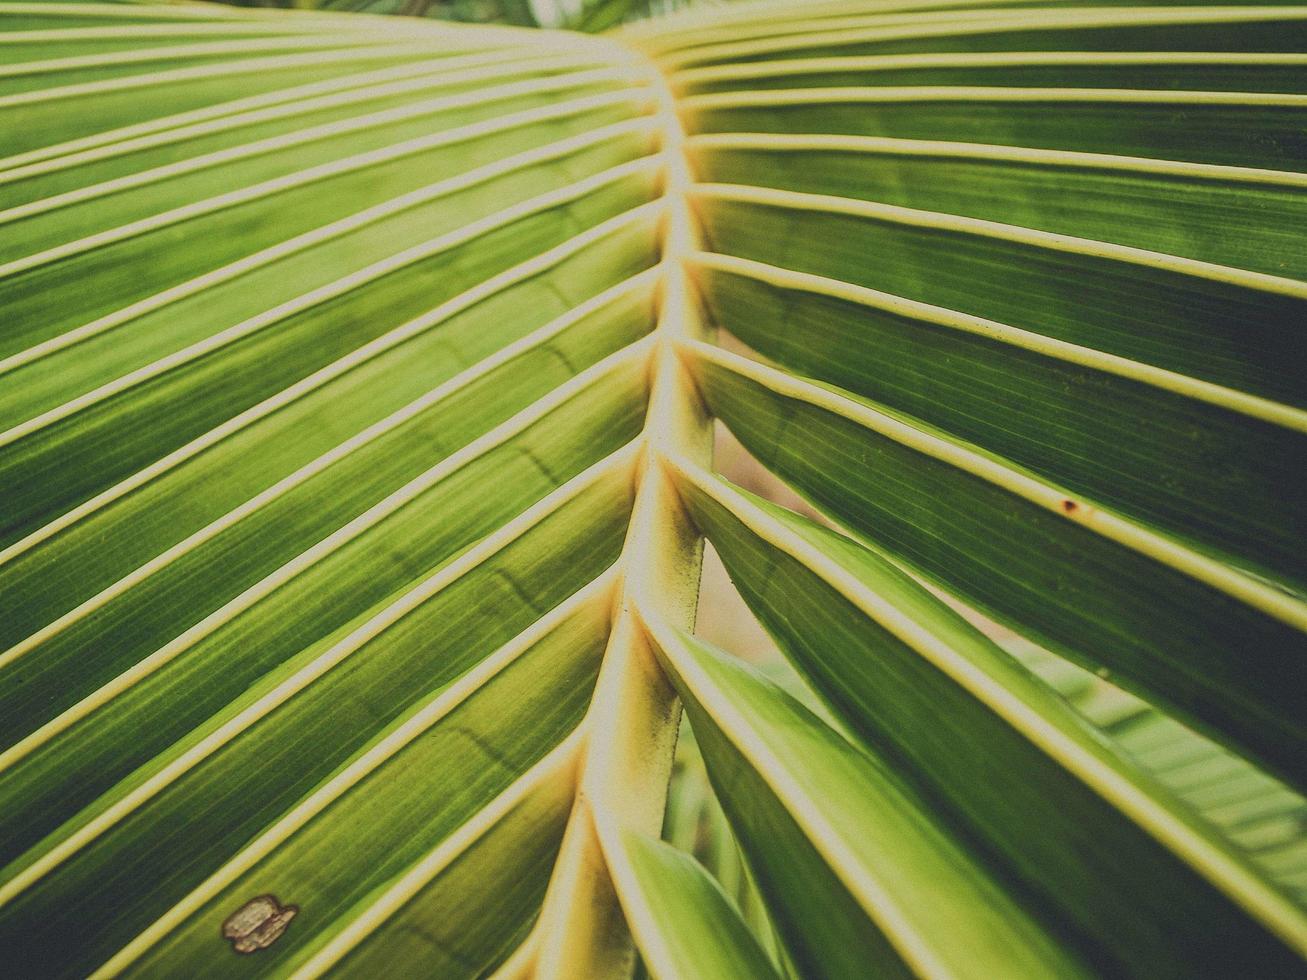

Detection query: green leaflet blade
(687, 342), (1307, 796)
(642, 613), (1088, 980)
(671, 459), (1307, 974)
(618, 828), (781, 980)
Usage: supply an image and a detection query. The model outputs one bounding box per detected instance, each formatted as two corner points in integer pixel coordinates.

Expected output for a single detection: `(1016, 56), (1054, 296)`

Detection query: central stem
(503, 47), (713, 979)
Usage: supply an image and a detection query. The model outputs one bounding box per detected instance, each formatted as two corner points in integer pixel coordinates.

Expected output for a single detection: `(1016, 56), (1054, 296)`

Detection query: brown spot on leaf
(1061, 499), (1078, 514)
(223, 894), (297, 954)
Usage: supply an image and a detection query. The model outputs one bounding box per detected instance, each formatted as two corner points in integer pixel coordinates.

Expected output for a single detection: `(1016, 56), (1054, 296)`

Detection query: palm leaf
(1, 0), (1305, 975)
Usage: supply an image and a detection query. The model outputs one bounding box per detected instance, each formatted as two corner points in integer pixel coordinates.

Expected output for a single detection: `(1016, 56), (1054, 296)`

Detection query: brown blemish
(222, 894), (298, 954)
(1061, 499), (1078, 514)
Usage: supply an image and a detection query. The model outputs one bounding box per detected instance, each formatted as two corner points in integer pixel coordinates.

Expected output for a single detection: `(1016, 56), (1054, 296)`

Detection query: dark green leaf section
(687, 93), (1307, 171)
(694, 260), (1307, 591)
(621, 829), (782, 980)
(688, 140), (1307, 280)
(1001, 635), (1307, 908)
(677, 469), (1305, 976)
(694, 193), (1307, 408)
(677, 57), (1307, 96)
(673, 14), (1307, 65)
(128, 589), (612, 978)
(0, 458), (635, 979)
(688, 352), (1307, 794)
(648, 622), (1087, 980)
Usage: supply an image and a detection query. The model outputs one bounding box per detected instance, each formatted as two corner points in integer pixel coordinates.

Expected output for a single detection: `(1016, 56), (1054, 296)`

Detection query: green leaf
(1, 0), (1304, 975)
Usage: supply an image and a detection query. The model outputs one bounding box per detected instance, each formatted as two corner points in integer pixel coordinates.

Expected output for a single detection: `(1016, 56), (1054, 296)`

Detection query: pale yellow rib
(0, 64), (646, 234)
(91, 571), (619, 978)
(0, 111), (657, 376)
(691, 182), (1307, 298)
(688, 251), (1307, 433)
(529, 796), (626, 977)
(0, 0), (618, 42)
(0, 50), (476, 175)
(487, 930), (540, 980)
(674, 50), (1307, 88)
(0, 48), (538, 186)
(0, 268), (660, 674)
(0, 201), (661, 569)
(0, 2), (443, 34)
(682, 84), (1307, 111)
(0, 345), (650, 785)
(537, 604), (686, 979)
(584, 686), (691, 980)
(531, 52), (714, 978)
(0, 155), (659, 449)
(630, 7), (942, 51)
(620, 0), (1022, 45)
(0, 21), (392, 41)
(0, 441), (640, 908)
(0, 34), (404, 79)
(289, 728), (586, 979)
(658, 7), (1307, 69)
(684, 131), (1307, 188)
(659, 459), (1307, 954)
(633, 603), (957, 980)
(0, 23), (369, 42)
(0, 43), (488, 111)
(679, 340), (1307, 633)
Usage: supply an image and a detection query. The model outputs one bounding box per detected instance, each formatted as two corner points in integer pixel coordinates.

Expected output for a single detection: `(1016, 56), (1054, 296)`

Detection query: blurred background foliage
(213, 0), (711, 32)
